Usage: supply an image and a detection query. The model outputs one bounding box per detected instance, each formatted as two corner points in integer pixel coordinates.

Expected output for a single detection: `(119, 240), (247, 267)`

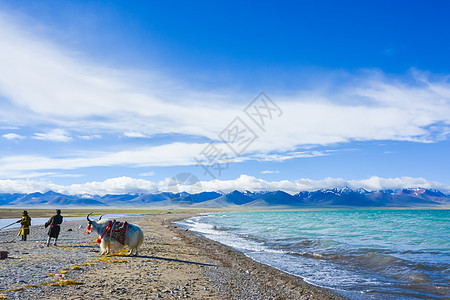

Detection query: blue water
(177, 210), (450, 299)
(0, 216), (87, 229)
(0, 213), (147, 230)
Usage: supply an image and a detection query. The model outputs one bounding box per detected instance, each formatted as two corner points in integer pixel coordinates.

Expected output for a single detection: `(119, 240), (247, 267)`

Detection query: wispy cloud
(48, 173), (84, 178)
(2, 133), (25, 140)
(0, 13), (449, 155)
(124, 132), (148, 138)
(0, 143), (331, 179)
(247, 151), (333, 162)
(0, 143), (207, 179)
(0, 175), (448, 195)
(383, 150), (397, 155)
(0, 12), (238, 139)
(79, 134), (102, 140)
(33, 129), (72, 142)
(139, 171), (155, 177)
(261, 170), (279, 174)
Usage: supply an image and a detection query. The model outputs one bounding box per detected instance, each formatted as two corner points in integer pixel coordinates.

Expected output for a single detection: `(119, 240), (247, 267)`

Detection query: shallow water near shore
(0, 213), (149, 230)
(177, 209), (450, 299)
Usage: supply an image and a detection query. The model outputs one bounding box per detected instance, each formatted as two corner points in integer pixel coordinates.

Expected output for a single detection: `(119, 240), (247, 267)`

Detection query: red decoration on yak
(82, 223), (92, 234)
(97, 221), (113, 244)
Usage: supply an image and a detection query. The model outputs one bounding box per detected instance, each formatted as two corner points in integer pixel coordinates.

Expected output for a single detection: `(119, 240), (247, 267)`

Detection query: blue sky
(0, 1), (449, 195)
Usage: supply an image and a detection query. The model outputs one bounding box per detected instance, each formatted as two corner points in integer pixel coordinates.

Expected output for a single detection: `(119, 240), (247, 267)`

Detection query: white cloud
(194, 175), (450, 195)
(0, 143), (207, 178)
(2, 133), (25, 140)
(1, 172), (57, 179)
(79, 134), (102, 140)
(0, 143), (331, 179)
(0, 179), (59, 194)
(383, 151), (397, 155)
(0, 12), (449, 158)
(0, 12), (239, 139)
(124, 132), (148, 138)
(261, 170), (279, 174)
(0, 175), (448, 196)
(247, 151), (333, 162)
(33, 129), (72, 142)
(139, 171), (155, 177)
(48, 173), (84, 178)
(64, 177), (159, 195)
(0, 126), (19, 130)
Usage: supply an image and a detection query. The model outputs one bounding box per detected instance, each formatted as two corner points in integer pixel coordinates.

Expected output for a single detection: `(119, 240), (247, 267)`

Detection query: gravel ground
(0, 219), (99, 294)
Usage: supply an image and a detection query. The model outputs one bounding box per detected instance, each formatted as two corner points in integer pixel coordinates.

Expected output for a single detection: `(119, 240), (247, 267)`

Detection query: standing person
(45, 209), (63, 246)
(16, 210), (31, 241)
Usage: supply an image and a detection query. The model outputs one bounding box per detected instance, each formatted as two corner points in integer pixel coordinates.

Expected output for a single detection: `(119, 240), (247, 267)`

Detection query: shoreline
(0, 213), (345, 299)
(168, 213), (345, 299)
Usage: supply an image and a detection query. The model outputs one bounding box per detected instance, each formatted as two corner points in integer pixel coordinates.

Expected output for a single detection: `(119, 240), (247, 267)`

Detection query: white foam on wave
(177, 216), (285, 254)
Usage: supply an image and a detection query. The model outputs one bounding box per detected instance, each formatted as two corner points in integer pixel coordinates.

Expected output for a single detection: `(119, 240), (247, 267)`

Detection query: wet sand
(0, 213), (345, 299)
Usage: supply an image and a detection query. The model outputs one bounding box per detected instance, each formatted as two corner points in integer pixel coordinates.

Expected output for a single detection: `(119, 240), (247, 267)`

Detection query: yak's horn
(87, 212), (93, 223)
(98, 214), (105, 220)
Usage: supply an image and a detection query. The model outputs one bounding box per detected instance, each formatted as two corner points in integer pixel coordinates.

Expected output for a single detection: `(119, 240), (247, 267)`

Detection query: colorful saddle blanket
(109, 220), (129, 245)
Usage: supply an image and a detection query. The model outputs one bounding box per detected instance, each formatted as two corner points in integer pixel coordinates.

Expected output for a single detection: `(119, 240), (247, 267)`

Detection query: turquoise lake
(177, 210), (449, 299)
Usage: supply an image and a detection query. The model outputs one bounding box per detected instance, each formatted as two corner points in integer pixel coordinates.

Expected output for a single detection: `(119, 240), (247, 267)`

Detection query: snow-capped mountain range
(0, 187), (448, 208)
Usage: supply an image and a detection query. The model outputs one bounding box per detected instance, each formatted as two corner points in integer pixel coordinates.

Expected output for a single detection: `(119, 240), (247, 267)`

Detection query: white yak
(85, 213), (144, 256)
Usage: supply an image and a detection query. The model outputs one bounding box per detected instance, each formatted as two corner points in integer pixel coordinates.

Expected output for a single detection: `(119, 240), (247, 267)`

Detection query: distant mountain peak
(243, 190), (255, 194)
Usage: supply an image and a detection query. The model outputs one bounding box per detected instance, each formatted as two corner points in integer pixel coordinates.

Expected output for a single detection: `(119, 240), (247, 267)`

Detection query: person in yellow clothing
(16, 210), (31, 241)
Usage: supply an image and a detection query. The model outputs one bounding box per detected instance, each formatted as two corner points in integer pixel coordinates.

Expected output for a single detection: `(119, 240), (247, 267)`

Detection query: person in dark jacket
(16, 210), (31, 241)
(45, 209), (63, 246)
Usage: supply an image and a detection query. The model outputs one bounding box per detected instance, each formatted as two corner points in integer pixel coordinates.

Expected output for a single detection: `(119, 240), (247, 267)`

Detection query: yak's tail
(136, 228), (144, 249)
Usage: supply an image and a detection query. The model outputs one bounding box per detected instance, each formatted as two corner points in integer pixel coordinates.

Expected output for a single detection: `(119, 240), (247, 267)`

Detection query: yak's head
(85, 213), (104, 234)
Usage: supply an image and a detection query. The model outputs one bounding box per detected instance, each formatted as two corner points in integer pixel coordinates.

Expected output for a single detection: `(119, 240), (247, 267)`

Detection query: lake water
(177, 210), (449, 299)
(0, 213), (147, 230)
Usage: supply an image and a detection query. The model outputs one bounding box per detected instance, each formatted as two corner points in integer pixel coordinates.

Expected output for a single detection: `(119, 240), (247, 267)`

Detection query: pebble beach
(0, 213), (344, 299)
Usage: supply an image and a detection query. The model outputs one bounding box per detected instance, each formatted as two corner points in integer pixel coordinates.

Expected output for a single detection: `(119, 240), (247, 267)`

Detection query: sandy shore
(0, 213), (345, 299)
